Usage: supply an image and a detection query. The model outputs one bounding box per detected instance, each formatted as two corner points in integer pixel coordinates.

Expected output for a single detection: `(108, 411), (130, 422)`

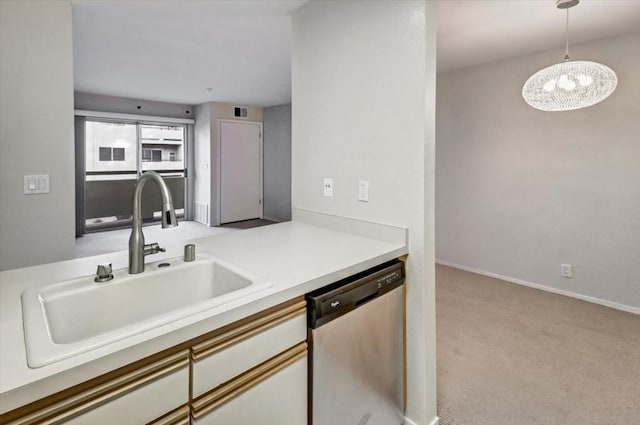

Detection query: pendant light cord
(564, 8), (571, 61)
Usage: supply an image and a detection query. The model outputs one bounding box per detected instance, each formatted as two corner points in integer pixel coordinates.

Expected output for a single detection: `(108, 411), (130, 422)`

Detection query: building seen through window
(84, 121), (186, 231)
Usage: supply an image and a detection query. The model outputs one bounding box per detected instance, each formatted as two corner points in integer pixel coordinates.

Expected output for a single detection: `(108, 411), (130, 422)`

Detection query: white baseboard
(436, 260), (640, 315)
(261, 216), (282, 223)
(404, 416), (439, 425)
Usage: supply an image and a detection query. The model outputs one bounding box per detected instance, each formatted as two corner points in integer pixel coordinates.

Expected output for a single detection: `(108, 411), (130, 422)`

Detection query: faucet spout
(129, 171), (178, 274)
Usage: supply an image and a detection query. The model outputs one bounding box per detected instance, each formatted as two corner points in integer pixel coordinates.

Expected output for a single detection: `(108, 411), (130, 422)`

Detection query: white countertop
(0, 220), (407, 413)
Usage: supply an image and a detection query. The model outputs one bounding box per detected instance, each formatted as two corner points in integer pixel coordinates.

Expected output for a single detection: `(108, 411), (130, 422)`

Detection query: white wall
(75, 92), (193, 119)
(193, 103), (212, 224)
(0, 0), (76, 271)
(292, 1), (437, 424)
(436, 33), (640, 311)
(263, 104), (292, 222)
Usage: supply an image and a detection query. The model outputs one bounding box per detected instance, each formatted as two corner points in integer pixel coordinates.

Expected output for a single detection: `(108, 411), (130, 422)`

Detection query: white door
(220, 121), (262, 224)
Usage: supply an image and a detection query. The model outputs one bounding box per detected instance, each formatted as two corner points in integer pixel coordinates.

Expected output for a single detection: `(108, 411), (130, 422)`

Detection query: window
(99, 147), (126, 162)
(113, 147), (125, 161)
(83, 120), (186, 232)
(142, 148), (163, 162)
(99, 147), (112, 161)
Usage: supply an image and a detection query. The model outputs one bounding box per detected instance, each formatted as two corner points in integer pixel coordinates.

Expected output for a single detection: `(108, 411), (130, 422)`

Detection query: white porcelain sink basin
(21, 252), (271, 368)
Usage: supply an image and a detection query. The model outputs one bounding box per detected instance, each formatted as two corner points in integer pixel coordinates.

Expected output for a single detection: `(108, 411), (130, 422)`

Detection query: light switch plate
(24, 175), (50, 195)
(323, 178), (333, 197)
(358, 180), (369, 202)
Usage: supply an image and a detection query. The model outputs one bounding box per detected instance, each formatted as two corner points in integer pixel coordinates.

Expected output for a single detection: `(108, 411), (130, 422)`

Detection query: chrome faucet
(129, 171), (178, 274)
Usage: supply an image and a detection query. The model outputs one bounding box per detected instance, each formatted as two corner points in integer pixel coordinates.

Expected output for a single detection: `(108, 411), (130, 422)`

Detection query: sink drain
(158, 263), (171, 268)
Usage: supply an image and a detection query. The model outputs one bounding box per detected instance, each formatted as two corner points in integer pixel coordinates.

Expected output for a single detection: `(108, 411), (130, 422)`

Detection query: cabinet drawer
(5, 350), (189, 425)
(191, 299), (306, 398)
(192, 343), (307, 425)
(148, 405), (190, 425)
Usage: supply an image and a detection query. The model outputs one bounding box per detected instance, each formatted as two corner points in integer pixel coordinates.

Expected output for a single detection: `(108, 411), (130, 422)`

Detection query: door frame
(218, 119), (264, 224)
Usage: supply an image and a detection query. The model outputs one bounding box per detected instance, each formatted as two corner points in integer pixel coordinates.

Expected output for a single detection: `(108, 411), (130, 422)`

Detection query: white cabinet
(191, 299), (307, 398)
(2, 297), (308, 425)
(190, 297), (308, 424)
(3, 351), (189, 425)
(61, 360), (188, 425)
(191, 345), (307, 425)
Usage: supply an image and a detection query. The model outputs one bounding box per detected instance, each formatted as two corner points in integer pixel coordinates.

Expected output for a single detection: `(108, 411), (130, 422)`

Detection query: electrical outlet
(358, 180), (369, 202)
(323, 178), (333, 197)
(561, 264), (573, 278)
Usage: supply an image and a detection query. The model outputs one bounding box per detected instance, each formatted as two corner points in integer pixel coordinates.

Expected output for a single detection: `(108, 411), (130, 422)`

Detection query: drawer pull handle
(191, 342), (307, 419)
(191, 300), (306, 360)
(148, 404), (190, 425)
(2, 351), (189, 425)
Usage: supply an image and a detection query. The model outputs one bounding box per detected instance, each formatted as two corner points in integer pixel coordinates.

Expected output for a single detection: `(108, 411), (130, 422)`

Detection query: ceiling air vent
(234, 106), (248, 118)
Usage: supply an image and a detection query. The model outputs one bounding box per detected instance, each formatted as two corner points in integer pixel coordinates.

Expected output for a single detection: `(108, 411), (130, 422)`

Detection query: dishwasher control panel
(376, 269), (403, 289)
(306, 259), (405, 328)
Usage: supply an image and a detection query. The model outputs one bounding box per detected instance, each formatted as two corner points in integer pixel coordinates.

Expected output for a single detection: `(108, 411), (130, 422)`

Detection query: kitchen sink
(21, 251), (272, 368)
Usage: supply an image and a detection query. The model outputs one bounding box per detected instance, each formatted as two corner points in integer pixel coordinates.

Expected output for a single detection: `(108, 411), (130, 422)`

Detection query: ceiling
(437, 0), (640, 72)
(72, 0), (309, 107)
(73, 1), (640, 106)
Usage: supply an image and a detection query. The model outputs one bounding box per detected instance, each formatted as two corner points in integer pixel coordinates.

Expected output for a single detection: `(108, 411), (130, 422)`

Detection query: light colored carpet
(436, 265), (640, 425)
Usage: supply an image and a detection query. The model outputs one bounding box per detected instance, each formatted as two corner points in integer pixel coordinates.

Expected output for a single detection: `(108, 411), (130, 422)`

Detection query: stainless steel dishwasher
(306, 259), (405, 425)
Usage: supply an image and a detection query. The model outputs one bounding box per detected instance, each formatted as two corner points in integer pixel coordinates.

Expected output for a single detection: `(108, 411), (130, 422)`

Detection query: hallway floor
(436, 265), (640, 425)
(75, 219), (276, 258)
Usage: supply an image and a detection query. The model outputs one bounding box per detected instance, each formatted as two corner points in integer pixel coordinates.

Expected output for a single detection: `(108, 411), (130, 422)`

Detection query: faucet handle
(144, 242), (166, 256)
(95, 263), (114, 283)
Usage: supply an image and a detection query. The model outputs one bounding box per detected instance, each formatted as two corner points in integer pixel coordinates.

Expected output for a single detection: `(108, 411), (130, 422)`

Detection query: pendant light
(522, 0), (617, 112)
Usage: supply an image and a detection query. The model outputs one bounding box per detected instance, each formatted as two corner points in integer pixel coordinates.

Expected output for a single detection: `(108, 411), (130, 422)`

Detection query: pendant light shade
(522, 60), (617, 111)
(522, 0), (617, 112)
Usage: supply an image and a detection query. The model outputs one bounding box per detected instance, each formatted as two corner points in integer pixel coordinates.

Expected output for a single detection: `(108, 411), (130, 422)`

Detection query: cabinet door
(191, 299), (306, 398)
(192, 344), (307, 425)
(5, 351), (189, 425)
